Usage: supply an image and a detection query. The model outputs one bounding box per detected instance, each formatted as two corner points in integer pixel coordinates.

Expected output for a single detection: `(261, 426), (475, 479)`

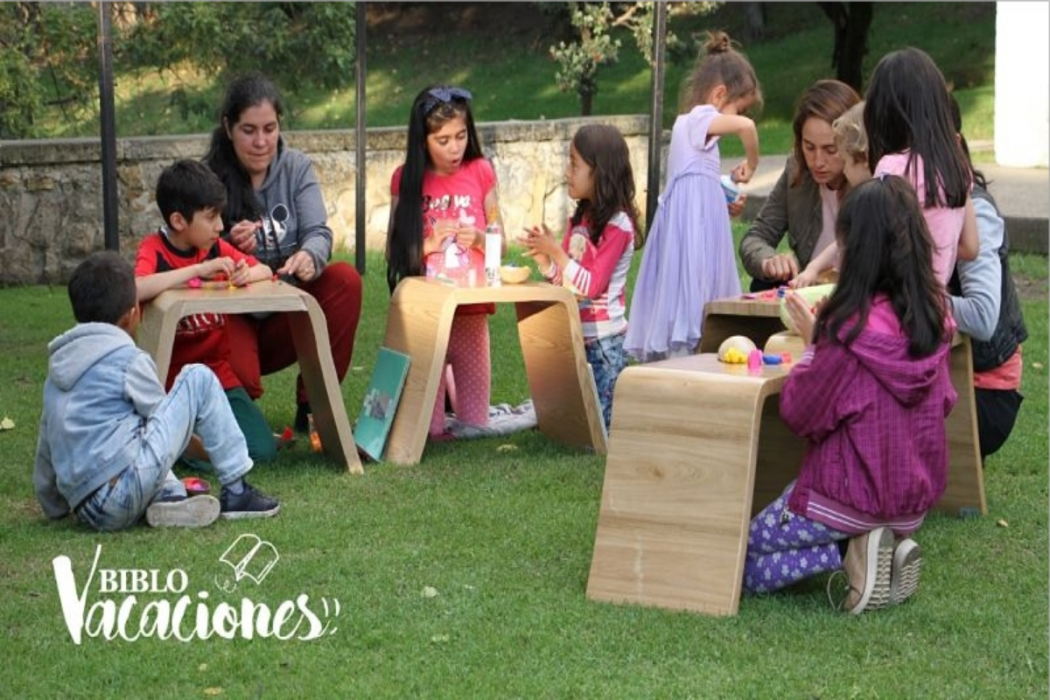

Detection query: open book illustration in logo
(214, 533), (279, 592)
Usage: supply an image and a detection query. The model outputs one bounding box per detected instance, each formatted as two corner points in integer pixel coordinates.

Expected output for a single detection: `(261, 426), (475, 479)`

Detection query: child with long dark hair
(743, 175), (957, 614)
(865, 47), (979, 285)
(386, 85), (505, 439)
(523, 124), (639, 428)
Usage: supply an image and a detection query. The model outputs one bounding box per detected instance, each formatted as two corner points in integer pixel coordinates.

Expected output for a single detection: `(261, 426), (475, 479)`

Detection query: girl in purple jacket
(743, 175), (957, 614)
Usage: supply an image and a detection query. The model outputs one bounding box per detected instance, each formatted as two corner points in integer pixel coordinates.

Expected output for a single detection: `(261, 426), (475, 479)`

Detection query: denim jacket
(34, 323), (166, 517)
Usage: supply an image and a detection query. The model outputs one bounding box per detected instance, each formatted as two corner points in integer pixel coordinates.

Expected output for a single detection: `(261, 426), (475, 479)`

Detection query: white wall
(994, 2), (1049, 167)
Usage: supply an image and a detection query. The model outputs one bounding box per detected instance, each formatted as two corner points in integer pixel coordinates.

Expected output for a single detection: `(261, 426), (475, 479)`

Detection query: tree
(0, 2), (98, 139)
(0, 2), (357, 139)
(817, 2), (874, 91)
(549, 2), (719, 116)
(117, 3), (356, 120)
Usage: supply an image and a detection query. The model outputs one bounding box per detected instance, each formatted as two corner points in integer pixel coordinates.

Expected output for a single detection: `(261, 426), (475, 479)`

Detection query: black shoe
(294, 402), (311, 433)
(219, 481), (280, 520)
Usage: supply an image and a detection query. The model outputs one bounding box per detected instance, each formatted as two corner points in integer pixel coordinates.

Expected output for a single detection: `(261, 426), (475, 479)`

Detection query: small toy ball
(718, 335), (757, 363)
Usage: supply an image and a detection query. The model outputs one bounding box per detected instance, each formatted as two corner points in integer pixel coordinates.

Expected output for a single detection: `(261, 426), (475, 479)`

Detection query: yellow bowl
(500, 265), (531, 284)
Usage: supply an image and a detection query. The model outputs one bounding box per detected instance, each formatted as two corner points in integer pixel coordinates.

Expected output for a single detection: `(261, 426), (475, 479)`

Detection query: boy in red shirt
(135, 159), (276, 467)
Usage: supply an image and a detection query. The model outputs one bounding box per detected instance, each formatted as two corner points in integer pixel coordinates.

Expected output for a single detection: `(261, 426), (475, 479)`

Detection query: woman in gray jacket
(738, 80), (861, 291)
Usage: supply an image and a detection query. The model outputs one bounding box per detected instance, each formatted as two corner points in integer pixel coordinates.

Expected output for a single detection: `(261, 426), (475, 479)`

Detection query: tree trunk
(744, 2), (767, 43)
(816, 1), (874, 92)
(839, 3), (873, 90)
(581, 91), (593, 117)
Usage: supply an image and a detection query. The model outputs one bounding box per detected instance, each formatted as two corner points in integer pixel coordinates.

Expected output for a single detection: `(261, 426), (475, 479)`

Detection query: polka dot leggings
(742, 481), (850, 594)
(429, 313), (491, 436)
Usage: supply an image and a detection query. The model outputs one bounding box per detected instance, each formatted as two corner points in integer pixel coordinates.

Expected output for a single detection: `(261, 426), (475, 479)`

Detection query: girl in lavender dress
(625, 31), (761, 363)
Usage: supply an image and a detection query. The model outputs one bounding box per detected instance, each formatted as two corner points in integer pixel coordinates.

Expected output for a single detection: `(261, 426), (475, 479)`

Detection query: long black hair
(203, 73), (285, 232)
(569, 124), (640, 247)
(864, 47), (971, 209)
(386, 85), (483, 294)
(815, 175), (949, 357)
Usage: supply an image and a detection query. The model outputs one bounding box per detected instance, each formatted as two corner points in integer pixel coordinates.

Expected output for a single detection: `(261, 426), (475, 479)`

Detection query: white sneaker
(840, 527), (895, 614)
(889, 538), (922, 605)
(146, 495), (220, 528)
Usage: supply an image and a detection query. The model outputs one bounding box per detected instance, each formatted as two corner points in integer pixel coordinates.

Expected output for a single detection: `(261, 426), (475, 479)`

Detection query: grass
(0, 243), (1047, 698)
(46, 3), (998, 158)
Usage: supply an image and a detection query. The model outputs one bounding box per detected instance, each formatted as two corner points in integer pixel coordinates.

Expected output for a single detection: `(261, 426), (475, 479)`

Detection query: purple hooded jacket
(782, 296), (958, 536)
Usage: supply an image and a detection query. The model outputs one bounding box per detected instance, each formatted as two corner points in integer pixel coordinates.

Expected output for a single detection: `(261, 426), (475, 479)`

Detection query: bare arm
(136, 257), (234, 302)
(709, 114), (759, 183)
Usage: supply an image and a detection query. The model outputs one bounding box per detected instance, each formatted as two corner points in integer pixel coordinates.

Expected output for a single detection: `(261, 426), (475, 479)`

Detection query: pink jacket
(783, 297), (957, 535)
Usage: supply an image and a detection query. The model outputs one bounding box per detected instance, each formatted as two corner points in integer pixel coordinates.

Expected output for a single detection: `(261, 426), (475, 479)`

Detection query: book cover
(354, 347), (412, 461)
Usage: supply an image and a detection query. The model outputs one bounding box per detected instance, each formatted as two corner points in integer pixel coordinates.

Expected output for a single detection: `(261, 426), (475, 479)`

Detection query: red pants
(228, 261), (362, 405)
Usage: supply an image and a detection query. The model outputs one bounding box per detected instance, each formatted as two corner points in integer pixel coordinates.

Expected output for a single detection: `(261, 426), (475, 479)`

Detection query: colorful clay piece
(761, 354), (783, 365)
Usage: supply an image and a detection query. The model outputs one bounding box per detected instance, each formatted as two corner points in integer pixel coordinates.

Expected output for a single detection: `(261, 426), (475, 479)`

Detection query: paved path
(732, 154), (1049, 254)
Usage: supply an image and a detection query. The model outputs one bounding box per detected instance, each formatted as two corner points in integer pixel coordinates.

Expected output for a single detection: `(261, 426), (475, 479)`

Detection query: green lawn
(0, 247), (1046, 698)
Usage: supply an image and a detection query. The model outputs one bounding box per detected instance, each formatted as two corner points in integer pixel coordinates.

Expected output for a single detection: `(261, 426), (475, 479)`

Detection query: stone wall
(0, 115), (651, 286)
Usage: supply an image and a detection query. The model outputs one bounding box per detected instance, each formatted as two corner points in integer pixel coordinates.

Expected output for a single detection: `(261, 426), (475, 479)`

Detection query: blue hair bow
(424, 86), (472, 114)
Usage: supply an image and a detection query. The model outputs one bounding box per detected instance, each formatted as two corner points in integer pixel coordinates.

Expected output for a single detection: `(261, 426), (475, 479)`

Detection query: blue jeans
(586, 333), (627, 430)
(76, 364), (253, 532)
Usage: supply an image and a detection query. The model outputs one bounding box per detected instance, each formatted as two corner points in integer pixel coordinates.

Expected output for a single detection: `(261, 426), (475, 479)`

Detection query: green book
(354, 347), (412, 461)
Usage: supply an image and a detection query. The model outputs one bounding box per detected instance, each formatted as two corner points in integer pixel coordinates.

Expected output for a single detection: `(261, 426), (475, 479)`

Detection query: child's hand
(789, 266), (820, 289)
(523, 224), (558, 257)
(455, 224), (481, 249)
(784, 290), (819, 345)
(229, 220), (261, 254)
(426, 219), (459, 255)
(229, 259), (252, 287)
(200, 256), (235, 280)
(727, 193), (748, 219)
(731, 161), (754, 185)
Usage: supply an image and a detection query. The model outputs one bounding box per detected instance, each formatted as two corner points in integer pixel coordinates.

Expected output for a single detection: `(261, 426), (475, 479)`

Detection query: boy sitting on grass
(135, 159), (276, 464)
(33, 252), (279, 531)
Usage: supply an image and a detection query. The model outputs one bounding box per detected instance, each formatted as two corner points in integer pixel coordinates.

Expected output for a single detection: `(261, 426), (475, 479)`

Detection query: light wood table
(699, 294), (985, 516)
(382, 278), (608, 465)
(138, 281), (362, 474)
(587, 354), (801, 615)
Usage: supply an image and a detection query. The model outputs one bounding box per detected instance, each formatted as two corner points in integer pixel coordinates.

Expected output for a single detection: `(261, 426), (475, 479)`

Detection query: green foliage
(549, 2), (720, 115)
(0, 2), (357, 138)
(550, 2), (621, 114)
(116, 2), (356, 121)
(0, 2), (98, 138)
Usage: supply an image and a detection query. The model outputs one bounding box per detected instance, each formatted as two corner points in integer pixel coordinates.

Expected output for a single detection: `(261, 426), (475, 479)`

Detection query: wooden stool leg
(382, 282), (455, 465)
(937, 337), (986, 516)
(516, 300), (607, 454)
(288, 309), (362, 474)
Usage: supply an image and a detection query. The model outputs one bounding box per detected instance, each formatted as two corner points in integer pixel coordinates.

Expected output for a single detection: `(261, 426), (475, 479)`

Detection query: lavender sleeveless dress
(625, 104), (742, 362)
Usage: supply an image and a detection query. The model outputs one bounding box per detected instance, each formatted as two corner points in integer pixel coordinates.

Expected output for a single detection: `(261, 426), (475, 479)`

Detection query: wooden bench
(137, 281), (362, 474)
(381, 277), (607, 464)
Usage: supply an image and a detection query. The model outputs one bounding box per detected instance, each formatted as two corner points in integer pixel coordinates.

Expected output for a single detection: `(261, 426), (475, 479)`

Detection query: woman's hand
(277, 251), (317, 283)
(229, 220), (261, 254)
(760, 252), (799, 282)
